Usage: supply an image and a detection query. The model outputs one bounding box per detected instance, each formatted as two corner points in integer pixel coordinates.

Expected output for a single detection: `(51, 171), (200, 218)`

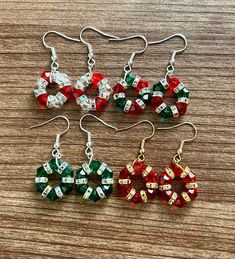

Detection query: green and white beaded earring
(75, 114), (116, 202)
(30, 115), (74, 201)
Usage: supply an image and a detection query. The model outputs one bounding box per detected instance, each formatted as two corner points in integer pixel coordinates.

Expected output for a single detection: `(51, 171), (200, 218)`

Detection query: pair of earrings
(34, 27), (189, 118)
(31, 115), (198, 207)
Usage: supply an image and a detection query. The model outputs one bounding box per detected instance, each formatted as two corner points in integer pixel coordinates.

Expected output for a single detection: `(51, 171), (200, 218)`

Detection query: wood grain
(0, 0), (234, 258)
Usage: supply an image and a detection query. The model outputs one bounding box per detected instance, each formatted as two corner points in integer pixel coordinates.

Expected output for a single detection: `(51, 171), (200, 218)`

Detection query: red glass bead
(113, 83), (126, 94)
(91, 72), (104, 88)
(133, 161), (147, 176)
(182, 171), (196, 184)
(176, 102), (188, 116)
(73, 88), (85, 100)
(95, 97), (108, 111)
(174, 194), (187, 207)
(119, 184), (132, 197)
(131, 190), (143, 204)
(132, 101), (144, 114)
(127, 102), (138, 115)
(158, 172), (171, 185)
(60, 86), (72, 100)
(170, 163), (183, 177)
(119, 167), (132, 179)
(40, 71), (51, 83)
(187, 188), (198, 200)
(167, 77), (180, 91)
(38, 93), (49, 106)
(136, 79), (148, 91)
(150, 96), (164, 110)
(161, 190), (173, 202)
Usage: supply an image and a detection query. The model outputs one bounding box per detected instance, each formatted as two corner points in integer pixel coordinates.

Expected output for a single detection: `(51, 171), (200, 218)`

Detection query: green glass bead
(101, 168), (113, 179)
(175, 88), (189, 98)
(138, 93), (151, 104)
(115, 98), (127, 109)
(76, 168), (86, 178)
(89, 160), (101, 173)
(48, 159), (61, 172)
(89, 189), (100, 202)
(36, 183), (47, 193)
(153, 82), (166, 92)
(160, 106), (173, 118)
(61, 165), (73, 178)
(36, 166), (48, 177)
(47, 188), (58, 201)
(125, 73), (136, 87)
(102, 184), (113, 196)
(77, 184), (89, 196)
(60, 183), (73, 194)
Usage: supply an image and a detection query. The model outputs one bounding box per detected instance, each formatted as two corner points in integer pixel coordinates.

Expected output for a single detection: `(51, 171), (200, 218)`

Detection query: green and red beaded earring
(149, 34), (190, 118)
(33, 31), (80, 109)
(72, 27), (119, 112)
(116, 120), (158, 204)
(157, 122), (198, 207)
(75, 114), (116, 202)
(30, 116), (74, 201)
(111, 35), (152, 115)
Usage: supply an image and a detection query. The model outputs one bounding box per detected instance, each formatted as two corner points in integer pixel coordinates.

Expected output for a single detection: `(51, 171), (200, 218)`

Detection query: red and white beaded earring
(157, 122), (198, 207)
(33, 31), (80, 109)
(116, 120), (158, 204)
(111, 35), (152, 115)
(149, 34), (190, 118)
(73, 27), (118, 111)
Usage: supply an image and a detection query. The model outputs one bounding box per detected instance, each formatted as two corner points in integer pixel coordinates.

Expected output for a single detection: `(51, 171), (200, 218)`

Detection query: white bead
(76, 178), (88, 185)
(96, 186), (106, 199)
(123, 100), (132, 113)
(101, 178), (114, 185)
(83, 186), (93, 199)
(54, 186), (64, 199)
(155, 103), (167, 114)
(41, 185), (53, 198)
(35, 177), (48, 183)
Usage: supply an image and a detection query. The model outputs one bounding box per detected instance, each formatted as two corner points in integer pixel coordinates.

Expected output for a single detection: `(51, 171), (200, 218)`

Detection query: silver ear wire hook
(30, 115), (70, 159)
(157, 122), (197, 163)
(110, 35), (148, 80)
(116, 120), (155, 161)
(148, 33), (187, 65)
(79, 27), (120, 74)
(42, 30), (80, 71)
(79, 113), (118, 163)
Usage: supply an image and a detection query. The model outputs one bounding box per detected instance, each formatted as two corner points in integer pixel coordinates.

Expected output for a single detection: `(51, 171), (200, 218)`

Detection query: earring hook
(148, 33), (187, 65)
(79, 113), (118, 163)
(110, 35), (148, 79)
(116, 120), (155, 161)
(157, 122), (197, 162)
(42, 30), (80, 71)
(80, 27), (119, 74)
(30, 115), (70, 150)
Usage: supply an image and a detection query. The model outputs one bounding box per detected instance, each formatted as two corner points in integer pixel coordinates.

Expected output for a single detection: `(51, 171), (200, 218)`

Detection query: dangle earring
(157, 122), (198, 207)
(75, 114), (116, 202)
(73, 27), (119, 111)
(34, 31), (80, 109)
(117, 121), (158, 204)
(149, 34), (190, 118)
(111, 35), (151, 114)
(30, 116), (74, 201)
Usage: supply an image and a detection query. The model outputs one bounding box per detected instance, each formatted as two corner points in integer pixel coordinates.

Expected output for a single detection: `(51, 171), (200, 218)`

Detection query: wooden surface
(0, 1), (234, 258)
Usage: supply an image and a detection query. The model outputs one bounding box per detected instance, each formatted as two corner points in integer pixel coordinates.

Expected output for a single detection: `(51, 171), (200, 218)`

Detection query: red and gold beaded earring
(73, 27), (118, 111)
(116, 121), (158, 204)
(111, 35), (152, 115)
(157, 122), (198, 207)
(33, 31), (80, 109)
(149, 34), (190, 118)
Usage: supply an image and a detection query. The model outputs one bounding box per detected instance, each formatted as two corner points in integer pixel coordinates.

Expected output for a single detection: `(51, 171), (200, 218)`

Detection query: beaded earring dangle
(75, 114), (116, 202)
(116, 121), (159, 204)
(30, 116), (74, 201)
(149, 34), (190, 118)
(73, 27), (119, 111)
(34, 31), (80, 109)
(111, 35), (152, 114)
(157, 122), (198, 207)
